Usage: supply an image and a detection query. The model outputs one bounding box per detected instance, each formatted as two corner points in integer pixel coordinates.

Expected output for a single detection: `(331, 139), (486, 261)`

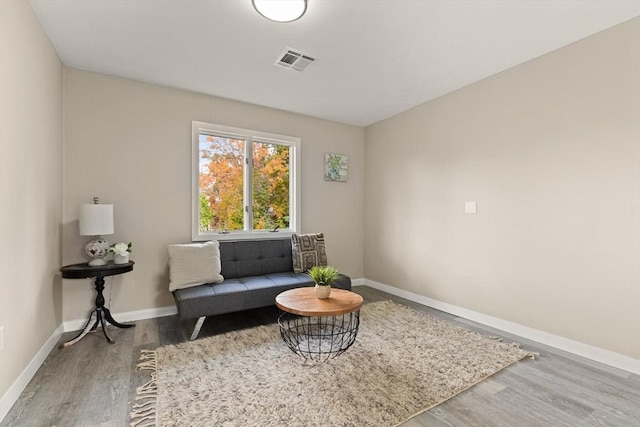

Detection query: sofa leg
(190, 316), (206, 340)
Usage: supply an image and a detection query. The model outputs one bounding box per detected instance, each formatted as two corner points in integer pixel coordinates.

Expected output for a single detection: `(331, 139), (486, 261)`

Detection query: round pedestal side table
(59, 261), (135, 348)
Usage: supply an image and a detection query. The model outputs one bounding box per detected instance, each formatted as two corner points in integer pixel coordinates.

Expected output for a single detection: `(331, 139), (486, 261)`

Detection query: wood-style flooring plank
(49, 327), (133, 426)
(580, 408), (640, 427)
(402, 411), (454, 427)
(505, 360), (640, 422)
(427, 389), (536, 427)
(132, 316), (159, 347)
(493, 368), (597, 419)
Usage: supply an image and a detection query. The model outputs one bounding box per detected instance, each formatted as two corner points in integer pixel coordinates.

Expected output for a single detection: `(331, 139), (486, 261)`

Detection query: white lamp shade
(79, 204), (114, 236)
(252, 0), (307, 22)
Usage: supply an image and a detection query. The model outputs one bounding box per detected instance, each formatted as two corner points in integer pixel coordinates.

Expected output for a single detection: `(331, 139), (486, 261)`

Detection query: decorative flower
(109, 242), (132, 255)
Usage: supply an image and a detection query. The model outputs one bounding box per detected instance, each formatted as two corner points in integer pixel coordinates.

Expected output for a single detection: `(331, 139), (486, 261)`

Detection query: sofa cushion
(173, 271), (352, 319)
(291, 233), (328, 273)
(219, 239), (292, 279)
(168, 241), (224, 292)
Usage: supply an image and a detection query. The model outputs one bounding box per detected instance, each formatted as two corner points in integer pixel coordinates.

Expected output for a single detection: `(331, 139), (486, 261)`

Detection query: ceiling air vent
(275, 48), (316, 71)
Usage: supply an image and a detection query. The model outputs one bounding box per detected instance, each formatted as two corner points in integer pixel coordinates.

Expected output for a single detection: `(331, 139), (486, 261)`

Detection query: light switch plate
(464, 201), (477, 214)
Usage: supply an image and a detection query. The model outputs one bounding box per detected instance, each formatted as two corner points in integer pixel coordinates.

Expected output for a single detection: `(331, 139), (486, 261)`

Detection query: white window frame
(192, 121), (301, 241)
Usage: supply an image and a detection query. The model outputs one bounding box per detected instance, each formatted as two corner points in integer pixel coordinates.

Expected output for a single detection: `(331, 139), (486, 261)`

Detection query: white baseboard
(351, 277), (365, 287)
(363, 278), (640, 375)
(63, 305), (178, 332)
(0, 323), (64, 422)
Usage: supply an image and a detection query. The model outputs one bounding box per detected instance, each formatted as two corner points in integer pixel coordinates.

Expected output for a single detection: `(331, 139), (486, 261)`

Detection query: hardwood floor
(2, 286), (639, 426)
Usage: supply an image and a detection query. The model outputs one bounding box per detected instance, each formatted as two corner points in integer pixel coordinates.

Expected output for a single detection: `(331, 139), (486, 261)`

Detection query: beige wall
(0, 0), (63, 401)
(364, 18), (640, 359)
(62, 69), (364, 322)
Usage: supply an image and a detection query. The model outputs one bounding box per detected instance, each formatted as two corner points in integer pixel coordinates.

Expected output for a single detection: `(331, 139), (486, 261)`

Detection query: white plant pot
(113, 253), (130, 264)
(314, 284), (331, 299)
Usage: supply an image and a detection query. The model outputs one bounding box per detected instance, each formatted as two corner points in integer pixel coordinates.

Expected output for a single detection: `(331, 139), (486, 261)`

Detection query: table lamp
(79, 197), (114, 266)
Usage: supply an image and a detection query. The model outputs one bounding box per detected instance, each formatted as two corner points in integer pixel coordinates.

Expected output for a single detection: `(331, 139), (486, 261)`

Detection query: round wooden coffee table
(275, 287), (364, 361)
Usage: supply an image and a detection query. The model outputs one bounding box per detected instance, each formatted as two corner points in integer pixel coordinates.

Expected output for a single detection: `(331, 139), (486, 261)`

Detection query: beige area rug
(130, 301), (535, 427)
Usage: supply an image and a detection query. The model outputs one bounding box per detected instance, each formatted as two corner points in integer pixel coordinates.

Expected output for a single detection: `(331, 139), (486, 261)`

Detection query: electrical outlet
(464, 201), (477, 214)
(0, 326), (4, 351)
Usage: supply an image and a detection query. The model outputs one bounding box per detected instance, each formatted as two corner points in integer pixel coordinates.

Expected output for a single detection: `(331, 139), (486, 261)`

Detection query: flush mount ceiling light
(252, 0), (307, 22)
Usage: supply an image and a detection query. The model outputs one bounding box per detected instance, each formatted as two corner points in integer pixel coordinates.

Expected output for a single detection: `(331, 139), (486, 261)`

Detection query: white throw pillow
(168, 241), (224, 292)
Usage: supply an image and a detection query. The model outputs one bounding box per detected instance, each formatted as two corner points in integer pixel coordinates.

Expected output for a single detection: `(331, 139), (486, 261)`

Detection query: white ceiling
(29, 0), (640, 127)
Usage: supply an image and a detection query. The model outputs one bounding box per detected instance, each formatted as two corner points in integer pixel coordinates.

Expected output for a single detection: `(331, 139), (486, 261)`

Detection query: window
(192, 121), (300, 241)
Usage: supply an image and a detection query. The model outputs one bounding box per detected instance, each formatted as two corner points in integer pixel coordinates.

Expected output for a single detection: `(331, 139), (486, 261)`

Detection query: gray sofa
(172, 239), (351, 340)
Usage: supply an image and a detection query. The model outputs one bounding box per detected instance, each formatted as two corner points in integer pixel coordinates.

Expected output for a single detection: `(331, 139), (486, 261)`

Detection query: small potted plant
(307, 265), (339, 299)
(109, 242), (132, 264)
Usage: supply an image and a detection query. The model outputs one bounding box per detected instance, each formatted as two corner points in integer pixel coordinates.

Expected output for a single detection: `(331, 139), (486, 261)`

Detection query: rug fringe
(130, 350), (158, 427)
(489, 336), (538, 359)
(505, 341), (538, 359)
(130, 417), (155, 427)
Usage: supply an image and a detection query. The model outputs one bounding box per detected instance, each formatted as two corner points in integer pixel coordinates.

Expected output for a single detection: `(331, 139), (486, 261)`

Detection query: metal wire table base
(278, 311), (360, 362)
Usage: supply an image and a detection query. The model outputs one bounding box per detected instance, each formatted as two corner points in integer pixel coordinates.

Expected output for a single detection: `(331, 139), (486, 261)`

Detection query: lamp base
(85, 238), (110, 266)
(88, 258), (108, 266)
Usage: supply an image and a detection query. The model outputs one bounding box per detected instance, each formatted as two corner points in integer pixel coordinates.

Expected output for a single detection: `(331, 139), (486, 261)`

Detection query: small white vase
(113, 253), (130, 264)
(314, 284), (331, 299)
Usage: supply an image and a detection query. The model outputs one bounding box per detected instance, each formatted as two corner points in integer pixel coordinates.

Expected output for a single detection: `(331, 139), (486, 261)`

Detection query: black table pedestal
(60, 261), (135, 348)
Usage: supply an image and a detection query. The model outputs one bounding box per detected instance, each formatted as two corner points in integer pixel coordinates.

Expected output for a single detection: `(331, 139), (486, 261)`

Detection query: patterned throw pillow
(291, 233), (328, 273)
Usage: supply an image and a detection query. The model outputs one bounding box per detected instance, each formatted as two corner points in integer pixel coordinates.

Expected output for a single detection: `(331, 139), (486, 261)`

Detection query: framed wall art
(324, 153), (348, 182)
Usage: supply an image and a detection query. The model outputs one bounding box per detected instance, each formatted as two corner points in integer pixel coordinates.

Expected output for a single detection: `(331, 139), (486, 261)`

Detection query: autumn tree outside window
(192, 121), (300, 241)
